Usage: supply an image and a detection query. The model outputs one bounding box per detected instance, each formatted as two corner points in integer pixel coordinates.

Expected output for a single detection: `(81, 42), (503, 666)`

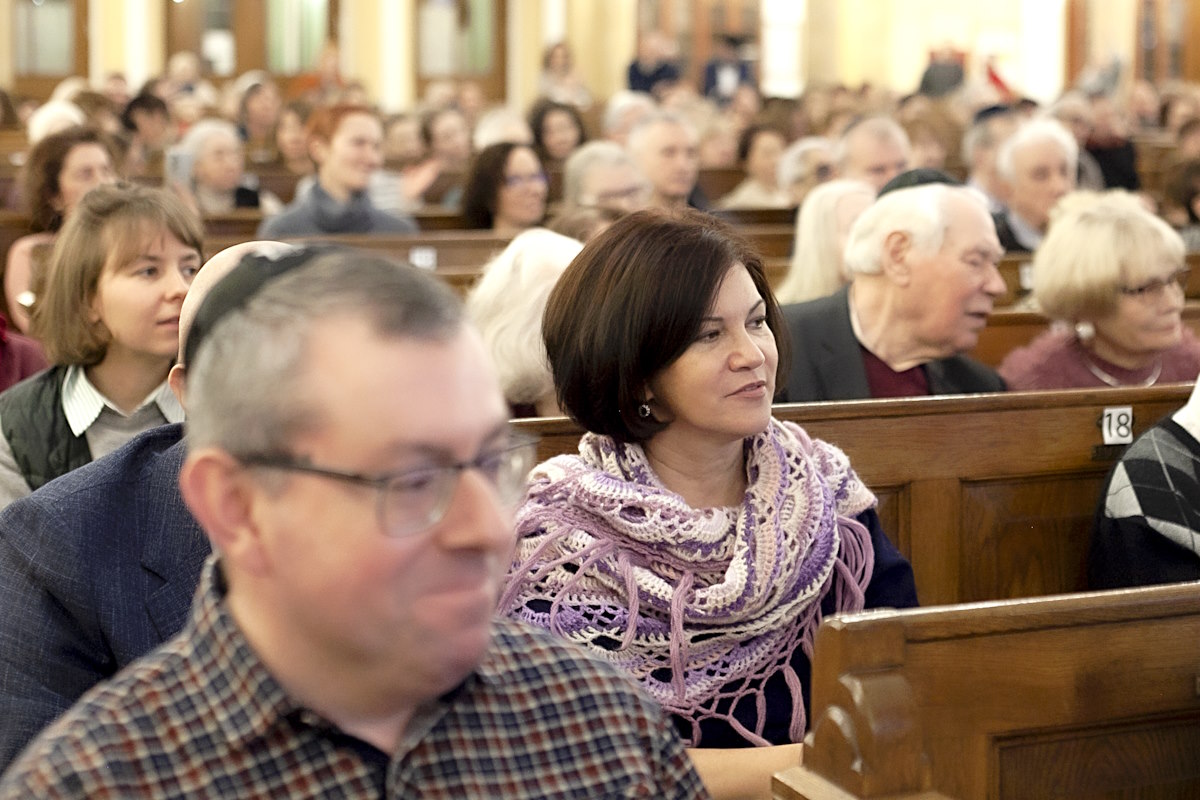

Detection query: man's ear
(179, 448), (270, 577)
(309, 137), (329, 166)
(880, 230), (914, 286)
(167, 364), (187, 410)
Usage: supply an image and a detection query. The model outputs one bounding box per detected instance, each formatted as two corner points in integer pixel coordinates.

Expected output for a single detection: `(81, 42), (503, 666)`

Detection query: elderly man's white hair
(995, 117), (1078, 182)
(626, 109), (697, 156)
(178, 118), (241, 165)
(465, 228), (583, 407)
(602, 91), (657, 139)
(843, 183), (985, 276)
(562, 141), (642, 206)
(833, 116), (910, 172)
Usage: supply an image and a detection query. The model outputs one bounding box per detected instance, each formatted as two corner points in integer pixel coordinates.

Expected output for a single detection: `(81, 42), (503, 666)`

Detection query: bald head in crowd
(835, 115), (911, 193)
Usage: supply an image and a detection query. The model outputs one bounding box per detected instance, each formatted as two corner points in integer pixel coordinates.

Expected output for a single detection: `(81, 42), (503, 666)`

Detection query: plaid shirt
(0, 558), (708, 799)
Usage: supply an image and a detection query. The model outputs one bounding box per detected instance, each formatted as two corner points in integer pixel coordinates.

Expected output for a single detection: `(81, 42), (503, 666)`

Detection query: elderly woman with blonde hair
(999, 190), (1200, 389)
(774, 178), (874, 304)
(465, 227), (583, 417)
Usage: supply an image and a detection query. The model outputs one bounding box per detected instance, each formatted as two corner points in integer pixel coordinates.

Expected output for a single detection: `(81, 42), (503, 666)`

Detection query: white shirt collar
(61, 364), (185, 437)
(1171, 380), (1200, 442)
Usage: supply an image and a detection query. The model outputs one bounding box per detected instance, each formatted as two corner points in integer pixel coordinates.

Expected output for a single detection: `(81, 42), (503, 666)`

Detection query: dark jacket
(991, 210), (1032, 254)
(780, 286), (1006, 402)
(0, 424), (207, 770)
(0, 366), (91, 492)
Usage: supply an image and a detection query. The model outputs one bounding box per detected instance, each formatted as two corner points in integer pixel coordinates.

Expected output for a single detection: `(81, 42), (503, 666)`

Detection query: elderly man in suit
(781, 183), (1007, 401)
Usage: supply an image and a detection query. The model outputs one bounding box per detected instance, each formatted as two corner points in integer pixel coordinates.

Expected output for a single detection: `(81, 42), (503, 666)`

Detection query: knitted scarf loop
(500, 418), (875, 746)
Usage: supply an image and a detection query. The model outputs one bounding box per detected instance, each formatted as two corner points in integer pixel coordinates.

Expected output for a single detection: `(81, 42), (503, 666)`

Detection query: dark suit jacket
(991, 210), (1031, 254)
(0, 424), (208, 770)
(780, 286), (1007, 402)
(701, 60), (755, 102)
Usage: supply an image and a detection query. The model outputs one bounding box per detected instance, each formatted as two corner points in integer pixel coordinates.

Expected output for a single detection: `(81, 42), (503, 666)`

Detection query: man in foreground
(0, 249), (706, 798)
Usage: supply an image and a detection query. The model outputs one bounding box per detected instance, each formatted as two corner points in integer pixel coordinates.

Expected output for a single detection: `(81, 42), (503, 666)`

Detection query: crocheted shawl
(500, 419), (875, 746)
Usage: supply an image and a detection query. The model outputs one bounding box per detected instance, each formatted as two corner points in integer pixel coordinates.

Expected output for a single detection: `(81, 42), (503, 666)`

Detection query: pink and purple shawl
(499, 418), (875, 746)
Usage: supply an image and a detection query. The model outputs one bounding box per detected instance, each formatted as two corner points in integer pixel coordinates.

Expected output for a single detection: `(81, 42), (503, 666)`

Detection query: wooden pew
(716, 207), (795, 227)
(773, 581), (1200, 800)
(203, 230), (515, 295)
(513, 385), (1193, 606)
(1133, 132), (1176, 202)
(971, 302), (1200, 368)
(697, 167), (746, 204)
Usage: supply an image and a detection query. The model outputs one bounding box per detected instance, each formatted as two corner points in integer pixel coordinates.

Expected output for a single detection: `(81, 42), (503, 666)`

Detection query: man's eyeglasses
(239, 433), (539, 538)
(1119, 268), (1189, 300)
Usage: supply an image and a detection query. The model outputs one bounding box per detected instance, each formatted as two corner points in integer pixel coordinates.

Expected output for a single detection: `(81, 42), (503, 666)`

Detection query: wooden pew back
(203, 230), (515, 295)
(513, 385), (1193, 605)
(774, 581), (1200, 800)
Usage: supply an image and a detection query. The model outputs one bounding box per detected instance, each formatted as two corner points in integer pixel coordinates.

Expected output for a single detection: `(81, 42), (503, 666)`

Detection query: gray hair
(626, 109), (697, 157)
(178, 117), (241, 166)
(602, 91), (657, 139)
(187, 251), (464, 459)
(960, 107), (1016, 165)
(562, 141), (641, 206)
(833, 115), (910, 171)
(996, 117), (1078, 182)
(776, 136), (834, 189)
(465, 228), (582, 406)
(843, 183), (976, 275)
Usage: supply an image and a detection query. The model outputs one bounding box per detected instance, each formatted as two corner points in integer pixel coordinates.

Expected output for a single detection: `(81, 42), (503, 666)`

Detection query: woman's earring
(1074, 321), (1095, 342)
(637, 403), (652, 419)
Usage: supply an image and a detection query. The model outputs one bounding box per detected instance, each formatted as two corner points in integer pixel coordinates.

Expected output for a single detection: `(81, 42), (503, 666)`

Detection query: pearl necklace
(1082, 352), (1163, 388)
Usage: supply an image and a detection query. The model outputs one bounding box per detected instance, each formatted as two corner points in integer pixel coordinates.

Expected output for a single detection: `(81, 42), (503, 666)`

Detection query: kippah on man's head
(183, 244), (342, 370)
(877, 167), (960, 197)
(178, 241), (295, 366)
(972, 104), (1013, 126)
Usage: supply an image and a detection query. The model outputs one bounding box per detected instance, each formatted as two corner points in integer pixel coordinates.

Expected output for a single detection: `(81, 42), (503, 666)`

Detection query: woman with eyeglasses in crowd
(461, 142), (549, 235)
(1000, 190), (1200, 389)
